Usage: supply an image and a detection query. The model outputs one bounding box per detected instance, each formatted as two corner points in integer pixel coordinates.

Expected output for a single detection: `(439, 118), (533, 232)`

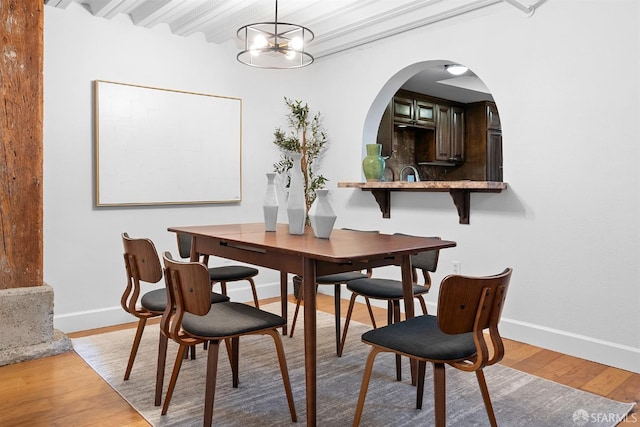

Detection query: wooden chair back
(163, 252), (213, 317)
(393, 233), (441, 287)
(437, 268), (512, 368)
(121, 232), (163, 315)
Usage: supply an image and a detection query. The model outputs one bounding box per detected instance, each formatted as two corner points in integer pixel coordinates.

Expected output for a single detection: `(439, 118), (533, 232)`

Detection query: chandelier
(237, 0), (314, 69)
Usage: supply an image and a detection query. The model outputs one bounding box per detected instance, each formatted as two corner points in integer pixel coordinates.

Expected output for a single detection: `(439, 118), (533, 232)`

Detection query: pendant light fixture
(237, 0), (314, 69)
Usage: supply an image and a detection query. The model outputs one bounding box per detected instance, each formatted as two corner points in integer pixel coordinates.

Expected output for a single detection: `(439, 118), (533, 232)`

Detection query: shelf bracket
(449, 189), (470, 224)
(371, 189), (391, 218)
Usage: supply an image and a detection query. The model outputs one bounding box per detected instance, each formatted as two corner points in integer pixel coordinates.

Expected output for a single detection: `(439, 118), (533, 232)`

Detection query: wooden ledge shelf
(337, 181), (508, 224)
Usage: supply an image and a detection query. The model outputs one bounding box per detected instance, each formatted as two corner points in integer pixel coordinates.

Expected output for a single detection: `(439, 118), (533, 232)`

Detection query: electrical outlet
(452, 260), (461, 274)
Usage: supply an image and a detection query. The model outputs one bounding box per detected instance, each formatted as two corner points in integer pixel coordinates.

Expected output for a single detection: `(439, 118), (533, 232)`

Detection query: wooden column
(0, 1), (43, 289)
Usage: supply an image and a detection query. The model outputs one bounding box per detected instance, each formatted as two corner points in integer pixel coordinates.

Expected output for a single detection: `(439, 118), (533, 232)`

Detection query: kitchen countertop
(336, 180), (508, 224)
(337, 180), (507, 190)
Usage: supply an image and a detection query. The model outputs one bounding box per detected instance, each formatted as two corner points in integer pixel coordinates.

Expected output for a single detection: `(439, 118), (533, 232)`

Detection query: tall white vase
(287, 152), (306, 235)
(309, 189), (337, 239)
(263, 173), (279, 232)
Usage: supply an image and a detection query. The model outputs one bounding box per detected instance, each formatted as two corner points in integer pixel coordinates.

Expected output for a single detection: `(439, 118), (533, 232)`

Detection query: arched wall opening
(363, 60), (501, 183)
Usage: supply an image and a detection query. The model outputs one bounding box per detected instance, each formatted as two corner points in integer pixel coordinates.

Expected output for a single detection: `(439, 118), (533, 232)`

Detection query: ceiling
(44, 0), (542, 103)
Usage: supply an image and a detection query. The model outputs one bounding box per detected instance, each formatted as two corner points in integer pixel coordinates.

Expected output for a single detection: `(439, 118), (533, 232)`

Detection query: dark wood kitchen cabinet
(455, 101), (502, 181)
(435, 104), (465, 162)
(393, 95), (435, 127)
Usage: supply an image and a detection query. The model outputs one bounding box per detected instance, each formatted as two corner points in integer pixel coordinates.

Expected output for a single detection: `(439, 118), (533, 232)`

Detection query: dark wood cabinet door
(393, 96), (414, 124)
(415, 100), (435, 126)
(435, 104), (451, 160)
(377, 101), (393, 157)
(451, 107), (465, 162)
(487, 103), (501, 130)
(487, 130), (503, 181)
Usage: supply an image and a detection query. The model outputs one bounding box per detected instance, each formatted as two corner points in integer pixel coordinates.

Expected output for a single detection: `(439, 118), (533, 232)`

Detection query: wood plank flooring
(0, 294), (637, 426)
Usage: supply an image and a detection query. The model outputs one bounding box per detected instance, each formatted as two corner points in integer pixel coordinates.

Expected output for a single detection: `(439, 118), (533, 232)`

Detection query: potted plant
(273, 98), (329, 300)
(273, 97), (329, 226)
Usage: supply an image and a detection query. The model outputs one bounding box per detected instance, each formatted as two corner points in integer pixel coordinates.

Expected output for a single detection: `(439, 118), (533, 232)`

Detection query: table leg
(280, 271), (288, 335)
(303, 257), (317, 427)
(400, 254), (414, 319)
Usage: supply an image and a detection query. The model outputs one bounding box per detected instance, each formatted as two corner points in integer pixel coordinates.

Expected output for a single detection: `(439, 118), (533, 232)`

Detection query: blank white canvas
(95, 80), (242, 205)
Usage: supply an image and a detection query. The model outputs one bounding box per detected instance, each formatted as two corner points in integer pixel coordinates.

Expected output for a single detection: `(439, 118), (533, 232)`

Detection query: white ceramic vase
(309, 189), (337, 239)
(263, 172), (279, 232)
(287, 152), (306, 235)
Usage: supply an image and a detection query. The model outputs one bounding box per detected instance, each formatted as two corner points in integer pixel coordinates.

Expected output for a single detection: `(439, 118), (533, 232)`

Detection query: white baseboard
(316, 287), (640, 374)
(55, 281), (290, 334)
(498, 318), (640, 374)
(56, 282), (639, 374)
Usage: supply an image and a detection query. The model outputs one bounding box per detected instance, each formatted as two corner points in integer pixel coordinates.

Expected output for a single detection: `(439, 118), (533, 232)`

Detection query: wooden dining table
(167, 223), (456, 426)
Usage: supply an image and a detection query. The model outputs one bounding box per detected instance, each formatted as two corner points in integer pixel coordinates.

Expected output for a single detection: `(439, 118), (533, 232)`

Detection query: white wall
(44, 1), (639, 373)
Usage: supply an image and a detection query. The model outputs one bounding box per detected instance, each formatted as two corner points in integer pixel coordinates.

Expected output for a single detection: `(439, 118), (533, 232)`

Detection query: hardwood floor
(0, 294), (637, 426)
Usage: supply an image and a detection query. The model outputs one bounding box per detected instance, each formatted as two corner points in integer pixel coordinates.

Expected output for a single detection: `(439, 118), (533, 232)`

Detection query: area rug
(72, 303), (634, 426)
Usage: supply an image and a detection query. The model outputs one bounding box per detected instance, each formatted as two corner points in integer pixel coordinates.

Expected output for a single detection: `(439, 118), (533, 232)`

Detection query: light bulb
(289, 36), (303, 51)
(250, 48), (260, 57)
(253, 34), (268, 49)
(285, 49), (296, 60)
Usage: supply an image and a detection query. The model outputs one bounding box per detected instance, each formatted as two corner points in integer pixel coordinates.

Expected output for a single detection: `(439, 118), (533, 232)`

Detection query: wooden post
(0, 1), (43, 289)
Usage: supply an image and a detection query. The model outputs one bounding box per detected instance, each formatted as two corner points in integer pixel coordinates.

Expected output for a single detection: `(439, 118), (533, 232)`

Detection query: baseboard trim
(317, 287), (640, 374)
(57, 282), (639, 374)
(498, 318), (640, 374)
(55, 281), (288, 333)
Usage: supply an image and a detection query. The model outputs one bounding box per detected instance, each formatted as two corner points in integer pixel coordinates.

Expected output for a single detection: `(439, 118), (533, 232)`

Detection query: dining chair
(158, 252), (297, 427)
(353, 268), (513, 427)
(177, 233), (261, 307)
(338, 234), (441, 373)
(288, 229), (377, 356)
(120, 232), (229, 383)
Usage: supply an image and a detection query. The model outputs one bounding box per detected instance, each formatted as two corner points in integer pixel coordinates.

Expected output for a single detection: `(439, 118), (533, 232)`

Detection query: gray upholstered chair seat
(208, 266), (258, 281)
(347, 277), (429, 299)
(182, 302), (286, 338)
(316, 271), (368, 284)
(141, 288), (229, 312)
(362, 314), (476, 361)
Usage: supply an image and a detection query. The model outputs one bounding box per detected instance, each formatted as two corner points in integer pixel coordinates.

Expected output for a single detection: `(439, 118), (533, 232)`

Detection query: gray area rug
(72, 303), (634, 426)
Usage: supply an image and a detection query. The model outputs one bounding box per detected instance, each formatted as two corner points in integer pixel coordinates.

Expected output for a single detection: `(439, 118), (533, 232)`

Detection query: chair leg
(353, 347), (382, 427)
(247, 277), (260, 308)
(289, 284), (303, 338)
(220, 281), (228, 297)
(417, 295), (428, 315)
(433, 362), (446, 427)
(231, 337), (240, 388)
(392, 301), (402, 381)
(203, 340), (221, 427)
(386, 300), (393, 326)
(365, 297), (377, 329)
(161, 344), (188, 415)
(155, 332), (168, 406)
(416, 360), (426, 409)
(124, 317), (146, 380)
(334, 283), (342, 356)
(266, 329), (297, 422)
(339, 293), (358, 357)
(476, 369), (498, 427)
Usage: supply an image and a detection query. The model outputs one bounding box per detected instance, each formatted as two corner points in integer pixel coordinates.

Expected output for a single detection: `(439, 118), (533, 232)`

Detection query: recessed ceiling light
(445, 64), (468, 76)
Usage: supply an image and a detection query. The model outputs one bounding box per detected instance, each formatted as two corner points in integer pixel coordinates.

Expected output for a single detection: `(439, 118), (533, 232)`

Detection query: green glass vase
(362, 144), (385, 181)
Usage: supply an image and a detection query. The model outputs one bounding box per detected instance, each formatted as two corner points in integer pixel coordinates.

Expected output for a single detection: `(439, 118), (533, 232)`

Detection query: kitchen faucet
(400, 165), (421, 182)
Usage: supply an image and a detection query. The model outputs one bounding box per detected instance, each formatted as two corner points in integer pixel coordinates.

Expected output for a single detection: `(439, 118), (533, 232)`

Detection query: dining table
(167, 222), (456, 426)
